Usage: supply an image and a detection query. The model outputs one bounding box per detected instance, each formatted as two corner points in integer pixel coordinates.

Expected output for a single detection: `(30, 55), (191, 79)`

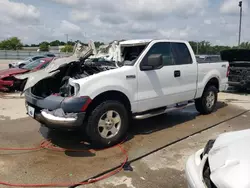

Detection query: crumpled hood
(0, 68), (28, 77)
(221, 49), (250, 62)
(15, 41), (96, 91)
(208, 129), (250, 188)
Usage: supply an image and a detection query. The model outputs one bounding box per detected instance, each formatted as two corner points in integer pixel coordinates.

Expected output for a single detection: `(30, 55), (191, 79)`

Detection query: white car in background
(9, 54), (55, 68)
(185, 129), (250, 188)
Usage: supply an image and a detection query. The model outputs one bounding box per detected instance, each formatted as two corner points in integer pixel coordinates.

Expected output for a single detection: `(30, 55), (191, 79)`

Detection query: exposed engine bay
(228, 61), (250, 85)
(221, 49), (250, 90)
(19, 40), (148, 98)
(31, 59), (116, 98)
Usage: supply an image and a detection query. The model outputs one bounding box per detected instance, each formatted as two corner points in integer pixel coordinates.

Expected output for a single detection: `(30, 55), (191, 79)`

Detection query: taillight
(226, 65), (230, 77)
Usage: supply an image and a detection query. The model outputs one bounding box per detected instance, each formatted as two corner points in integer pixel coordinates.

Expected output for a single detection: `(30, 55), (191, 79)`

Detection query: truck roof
(120, 39), (188, 46)
(120, 39), (152, 46)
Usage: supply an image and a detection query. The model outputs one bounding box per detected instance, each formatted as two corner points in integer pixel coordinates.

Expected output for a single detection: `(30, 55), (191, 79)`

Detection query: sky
(0, 0), (249, 46)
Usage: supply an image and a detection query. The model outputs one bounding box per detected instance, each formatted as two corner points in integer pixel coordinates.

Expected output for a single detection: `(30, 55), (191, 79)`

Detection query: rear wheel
(85, 100), (129, 147)
(195, 86), (218, 115)
(18, 64), (25, 68)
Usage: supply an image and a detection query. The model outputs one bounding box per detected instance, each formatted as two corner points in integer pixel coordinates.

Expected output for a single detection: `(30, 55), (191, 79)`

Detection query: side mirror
(141, 54), (163, 71)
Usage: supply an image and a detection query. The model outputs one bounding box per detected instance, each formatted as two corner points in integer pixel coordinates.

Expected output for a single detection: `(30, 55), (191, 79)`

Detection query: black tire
(195, 86), (218, 115)
(86, 100), (129, 147)
(18, 64), (25, 68)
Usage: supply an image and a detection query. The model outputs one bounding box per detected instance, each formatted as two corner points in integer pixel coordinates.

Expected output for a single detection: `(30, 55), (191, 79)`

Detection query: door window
(143, 42), (175, 66)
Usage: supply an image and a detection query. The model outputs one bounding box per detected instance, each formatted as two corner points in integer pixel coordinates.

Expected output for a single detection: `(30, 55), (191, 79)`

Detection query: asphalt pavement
(0, 92), (249, 187)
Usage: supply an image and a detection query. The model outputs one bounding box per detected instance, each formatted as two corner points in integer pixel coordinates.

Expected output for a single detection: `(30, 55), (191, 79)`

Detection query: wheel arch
(86, 90), (131, 117)
(204, 77), (219, 92)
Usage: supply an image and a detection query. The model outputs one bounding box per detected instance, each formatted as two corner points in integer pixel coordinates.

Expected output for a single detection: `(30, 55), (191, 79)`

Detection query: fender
(196, 68), (221, 98)
(73, 66), (137, 111)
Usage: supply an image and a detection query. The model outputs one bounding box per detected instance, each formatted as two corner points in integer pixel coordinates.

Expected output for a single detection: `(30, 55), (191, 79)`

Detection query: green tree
(60, 41), (66, 45)
(239, 42), (250, 49)
(50, 40), (61, 46)
(31, 44), (38, 47)
(39, 42), (49, 52)
(61, 45), (74, 52)
(189, 41), (199, 54)
(0, 37), (23, 50)
(94, 41), (104, 48)
(67, 41), (75, 46)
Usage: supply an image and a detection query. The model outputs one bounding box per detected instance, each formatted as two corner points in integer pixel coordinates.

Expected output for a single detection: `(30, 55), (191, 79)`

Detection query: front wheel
(85, 100), (129, 147)
(195, 86), (218, 115)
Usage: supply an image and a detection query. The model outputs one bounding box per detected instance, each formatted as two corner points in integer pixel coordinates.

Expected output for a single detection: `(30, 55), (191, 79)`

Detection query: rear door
(170, 42), (198, 101)
(136, 41), (197, 112)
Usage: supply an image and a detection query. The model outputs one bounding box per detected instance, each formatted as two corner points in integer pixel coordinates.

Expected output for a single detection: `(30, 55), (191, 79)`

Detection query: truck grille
(229, 67), (250, 82)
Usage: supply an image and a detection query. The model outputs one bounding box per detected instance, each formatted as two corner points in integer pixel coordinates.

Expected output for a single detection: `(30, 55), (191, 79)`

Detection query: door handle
(174, 70), (181, 77)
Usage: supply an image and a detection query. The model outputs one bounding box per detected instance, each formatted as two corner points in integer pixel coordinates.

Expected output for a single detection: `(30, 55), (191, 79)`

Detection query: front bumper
(9, 63), (18, 68)
(34, 109), (86, 129)
(228, 81), (250, 88)
(185, 149), (207, 188)
(25, 89), (91, 129)
(220, 83), (228, 92)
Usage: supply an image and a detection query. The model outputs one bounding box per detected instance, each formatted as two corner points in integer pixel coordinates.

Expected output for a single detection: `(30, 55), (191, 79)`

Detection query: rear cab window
(170, 42), (193, 65)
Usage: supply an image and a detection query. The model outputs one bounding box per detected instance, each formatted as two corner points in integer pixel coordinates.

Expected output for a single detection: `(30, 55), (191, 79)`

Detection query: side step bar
(133, 101), (194, 120)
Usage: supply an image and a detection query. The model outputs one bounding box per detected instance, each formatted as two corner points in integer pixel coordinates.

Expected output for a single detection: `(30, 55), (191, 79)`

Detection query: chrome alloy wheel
(206, 91), (215, 109)
(98, 110), (121, 139)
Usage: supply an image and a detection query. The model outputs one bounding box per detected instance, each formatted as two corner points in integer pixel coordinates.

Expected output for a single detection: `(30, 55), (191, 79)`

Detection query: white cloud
(70, 10), (91, 22)
(204, 19), (212, 24)
(67, 0), (208, 23)
(50, 0), (83, 5)
(1, 0), (250, 46)
(0, 0), (40, 22)
(124, 0), (208, 16)
(59, 20), (83, 35)
(220, 0), (249, 15)
(158, 27), (196, 39)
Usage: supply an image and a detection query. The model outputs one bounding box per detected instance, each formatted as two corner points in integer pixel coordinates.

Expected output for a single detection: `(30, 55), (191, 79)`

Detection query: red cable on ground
(0, 140), (128, 187)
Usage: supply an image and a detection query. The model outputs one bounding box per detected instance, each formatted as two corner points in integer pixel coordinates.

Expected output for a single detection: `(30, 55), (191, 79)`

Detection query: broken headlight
(202, 139), (217, 188)
(74, 83), (80, 96)
(202, 139), (215, 158)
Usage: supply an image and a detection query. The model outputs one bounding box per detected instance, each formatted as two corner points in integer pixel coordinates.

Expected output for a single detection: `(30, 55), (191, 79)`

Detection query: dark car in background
(196, 55), (222, 63)
(0, 57), (54, 92)
(221, 49), (250, 91)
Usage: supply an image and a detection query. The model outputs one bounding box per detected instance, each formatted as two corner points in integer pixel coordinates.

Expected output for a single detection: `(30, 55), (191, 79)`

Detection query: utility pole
(65, 34), (68, 44)
(238, 1), (242, 46)
(196, 42), (199, 55)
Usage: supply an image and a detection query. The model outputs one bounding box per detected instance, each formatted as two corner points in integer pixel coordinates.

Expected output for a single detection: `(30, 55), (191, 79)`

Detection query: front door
(136, 42), (197, 112)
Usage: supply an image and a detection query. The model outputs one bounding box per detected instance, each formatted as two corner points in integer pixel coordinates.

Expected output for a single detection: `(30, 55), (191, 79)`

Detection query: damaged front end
(23, 41), (116, 129)
(0, 76), (25, 92)
(221, 49), (250, 90)
(25, 91), (91, 129)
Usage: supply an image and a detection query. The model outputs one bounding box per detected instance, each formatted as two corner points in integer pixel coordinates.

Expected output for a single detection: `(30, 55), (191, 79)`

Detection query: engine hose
(0, 140), (128, 187)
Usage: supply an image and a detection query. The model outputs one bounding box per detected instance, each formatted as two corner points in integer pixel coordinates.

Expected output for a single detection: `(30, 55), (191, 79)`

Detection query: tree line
(0, 37), (105, 52)
(1, 37), (250, 54)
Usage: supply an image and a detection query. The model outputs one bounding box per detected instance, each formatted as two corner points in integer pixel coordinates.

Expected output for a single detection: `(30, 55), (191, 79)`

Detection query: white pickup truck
(23, 39), (229, 147)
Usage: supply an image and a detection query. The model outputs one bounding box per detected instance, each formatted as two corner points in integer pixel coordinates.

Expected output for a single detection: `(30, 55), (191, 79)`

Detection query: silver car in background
(9, 53), (55, 68)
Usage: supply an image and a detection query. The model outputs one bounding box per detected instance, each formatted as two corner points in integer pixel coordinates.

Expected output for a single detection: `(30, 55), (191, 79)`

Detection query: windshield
(22, 59), (46, 70)
(24, 57), (31, 61)
(122, 44), (148, 66)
